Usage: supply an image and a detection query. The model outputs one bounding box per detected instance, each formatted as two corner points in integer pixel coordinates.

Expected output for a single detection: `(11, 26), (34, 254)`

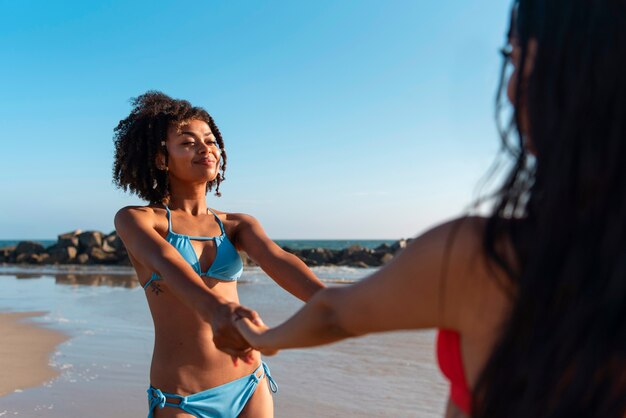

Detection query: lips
(195, 158), (217, 166)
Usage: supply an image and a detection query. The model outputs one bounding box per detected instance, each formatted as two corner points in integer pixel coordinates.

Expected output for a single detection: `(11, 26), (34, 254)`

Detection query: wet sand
(0, 311), (68, 397)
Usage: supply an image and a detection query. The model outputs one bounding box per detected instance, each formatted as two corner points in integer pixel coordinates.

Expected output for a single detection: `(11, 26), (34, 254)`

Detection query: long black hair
(475, 0), (626, 416)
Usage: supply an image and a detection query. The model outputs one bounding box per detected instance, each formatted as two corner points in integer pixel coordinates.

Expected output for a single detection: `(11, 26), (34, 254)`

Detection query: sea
(0, 241), (448, 418)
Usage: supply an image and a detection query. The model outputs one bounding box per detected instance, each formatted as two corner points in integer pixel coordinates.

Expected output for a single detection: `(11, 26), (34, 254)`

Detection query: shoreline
(0, 311), (68, 397)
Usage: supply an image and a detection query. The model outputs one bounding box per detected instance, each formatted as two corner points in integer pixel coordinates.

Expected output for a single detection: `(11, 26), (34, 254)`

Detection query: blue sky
(1, 0), (512, 239)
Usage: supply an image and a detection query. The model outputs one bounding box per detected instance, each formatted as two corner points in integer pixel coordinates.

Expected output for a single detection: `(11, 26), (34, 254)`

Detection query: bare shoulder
(421, 216), (486, 245)
(208, 209), (259, 228)
(405, 216), (487, 265)
(425, 216), (513, 333)
(114, 205), (165, 233)
(433, 215), (517, 282)
(115, 205), (154, 222)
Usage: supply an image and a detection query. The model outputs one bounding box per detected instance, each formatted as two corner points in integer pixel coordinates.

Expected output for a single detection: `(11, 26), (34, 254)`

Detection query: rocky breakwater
(0, 230), (129, 266)
(282, 240), (409, 268)
(1, 232), (409, 268)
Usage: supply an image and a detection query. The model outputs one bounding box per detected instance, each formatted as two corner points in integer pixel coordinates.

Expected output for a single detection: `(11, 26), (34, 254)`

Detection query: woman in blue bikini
(112, 91), (324, 418)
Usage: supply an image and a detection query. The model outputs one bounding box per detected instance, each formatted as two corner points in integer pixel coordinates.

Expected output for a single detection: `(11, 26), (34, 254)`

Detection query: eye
(182, 141), (195, 146)
(206, 140), (218, 147)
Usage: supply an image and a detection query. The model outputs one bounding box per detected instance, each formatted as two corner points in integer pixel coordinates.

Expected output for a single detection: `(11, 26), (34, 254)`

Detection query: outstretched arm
(115, 206), (259, 359)
(236, 218), (492, 352)
(234, 214), (325, 301)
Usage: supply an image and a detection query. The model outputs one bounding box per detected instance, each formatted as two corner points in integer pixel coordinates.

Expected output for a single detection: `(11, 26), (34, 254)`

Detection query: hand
(210, 301), (261, 363)
(234, 315), (279, 356)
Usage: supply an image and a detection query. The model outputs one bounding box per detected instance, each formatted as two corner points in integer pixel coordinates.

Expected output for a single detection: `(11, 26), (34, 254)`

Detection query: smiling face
(157, 119), (222, 184)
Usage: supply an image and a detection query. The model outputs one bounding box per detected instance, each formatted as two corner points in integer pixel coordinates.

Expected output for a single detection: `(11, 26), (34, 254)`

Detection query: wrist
(257, 328), (275, 351)
(199, 293), (229, 320)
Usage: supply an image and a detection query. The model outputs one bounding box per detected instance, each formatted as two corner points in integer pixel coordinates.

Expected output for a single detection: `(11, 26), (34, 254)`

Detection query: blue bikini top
(142, 205), (243, 290)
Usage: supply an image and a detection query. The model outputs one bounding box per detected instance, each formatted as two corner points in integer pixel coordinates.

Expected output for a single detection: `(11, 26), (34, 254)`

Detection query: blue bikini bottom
(147, 362), (277, 418)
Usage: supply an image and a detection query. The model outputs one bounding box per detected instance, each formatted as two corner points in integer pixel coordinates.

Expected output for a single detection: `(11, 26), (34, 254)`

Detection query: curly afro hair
(112, 91), (227, 203)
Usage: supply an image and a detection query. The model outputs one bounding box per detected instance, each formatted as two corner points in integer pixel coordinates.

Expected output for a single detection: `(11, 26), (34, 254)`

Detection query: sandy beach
(0, 311), (68, 397)
(0, 266), (448, 417)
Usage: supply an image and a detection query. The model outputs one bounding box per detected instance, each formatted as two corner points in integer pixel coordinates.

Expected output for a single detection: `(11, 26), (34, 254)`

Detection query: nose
(197, 142), (220, 157)
(197, 142), (211, 154)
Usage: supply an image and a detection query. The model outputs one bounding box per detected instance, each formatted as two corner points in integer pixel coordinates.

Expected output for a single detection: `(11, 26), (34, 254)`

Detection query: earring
(152, 179), (158, 189)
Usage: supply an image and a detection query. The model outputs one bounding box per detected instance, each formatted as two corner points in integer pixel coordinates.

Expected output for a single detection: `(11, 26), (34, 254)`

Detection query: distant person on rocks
(233, 1), (626, 417)
(112, 91), (324, 418)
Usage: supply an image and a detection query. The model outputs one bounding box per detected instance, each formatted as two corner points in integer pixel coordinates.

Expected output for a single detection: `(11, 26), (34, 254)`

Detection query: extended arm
(236, 218), (491, 352)
(234, 214), (325, 301)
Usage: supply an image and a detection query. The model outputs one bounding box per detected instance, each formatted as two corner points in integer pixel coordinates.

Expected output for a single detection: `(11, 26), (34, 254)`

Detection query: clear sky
(1, 0), (513, 240)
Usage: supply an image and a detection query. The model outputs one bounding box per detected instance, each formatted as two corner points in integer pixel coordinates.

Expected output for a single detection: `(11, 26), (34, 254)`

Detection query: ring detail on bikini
(143, 205), (243, 290)
(146, 362), (277, 418)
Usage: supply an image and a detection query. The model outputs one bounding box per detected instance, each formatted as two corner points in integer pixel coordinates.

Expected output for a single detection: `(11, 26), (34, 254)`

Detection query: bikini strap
(143, 275), (157, 290)
(207, 208), (225, 235)
(164, 204), (173, 233)
(262, 362), (278, 393)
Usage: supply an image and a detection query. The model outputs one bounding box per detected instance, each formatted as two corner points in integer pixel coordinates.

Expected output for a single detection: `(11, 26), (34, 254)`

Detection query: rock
(76, 253), (90, 265)
(104, 232), (124, 252)
(390, 239), (408, 253)
(343, 245), (364, 254)
(15, 241), (45, 256)
(87, 247), (118, 264)
(337, 246), (380, 266)
(282, 245), (387, 268)
(58, 230), (81, 248)
(47, 245), (78, 264)
(300, 257), (320, 267)
(374, 243), (396, 264)
(0, 246), (15, 263)
(300, 248), (332, 265)
(102, 240), (117, 254)
(16, 252), (49, 264)
(78, 231), (103, 250)
(374, 243), (392, 252)
(112, 240), (129, 263)
(353, 251), (380, 266)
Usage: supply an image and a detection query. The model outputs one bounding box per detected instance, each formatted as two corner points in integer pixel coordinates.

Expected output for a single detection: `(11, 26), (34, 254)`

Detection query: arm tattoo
(150, 282), (164, 295)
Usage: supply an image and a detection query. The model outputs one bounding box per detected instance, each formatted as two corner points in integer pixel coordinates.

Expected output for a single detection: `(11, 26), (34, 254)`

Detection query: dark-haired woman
(112, 92), (324, 418)
(234, 1), (626, 417)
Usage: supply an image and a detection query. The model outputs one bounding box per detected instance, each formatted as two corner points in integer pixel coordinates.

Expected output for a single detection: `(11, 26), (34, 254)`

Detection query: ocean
(0, 265), (447, 417)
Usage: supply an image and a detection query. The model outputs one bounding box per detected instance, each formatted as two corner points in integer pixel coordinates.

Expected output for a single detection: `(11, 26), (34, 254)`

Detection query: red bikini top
(436, 329), (471, 414)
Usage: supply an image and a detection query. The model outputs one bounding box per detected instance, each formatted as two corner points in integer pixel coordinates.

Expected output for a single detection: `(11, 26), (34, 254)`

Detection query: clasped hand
(210, 301), (277, 362)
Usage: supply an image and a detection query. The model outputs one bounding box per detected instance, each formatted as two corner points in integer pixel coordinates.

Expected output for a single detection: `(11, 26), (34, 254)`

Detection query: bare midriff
(142, 272), (260, 395)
